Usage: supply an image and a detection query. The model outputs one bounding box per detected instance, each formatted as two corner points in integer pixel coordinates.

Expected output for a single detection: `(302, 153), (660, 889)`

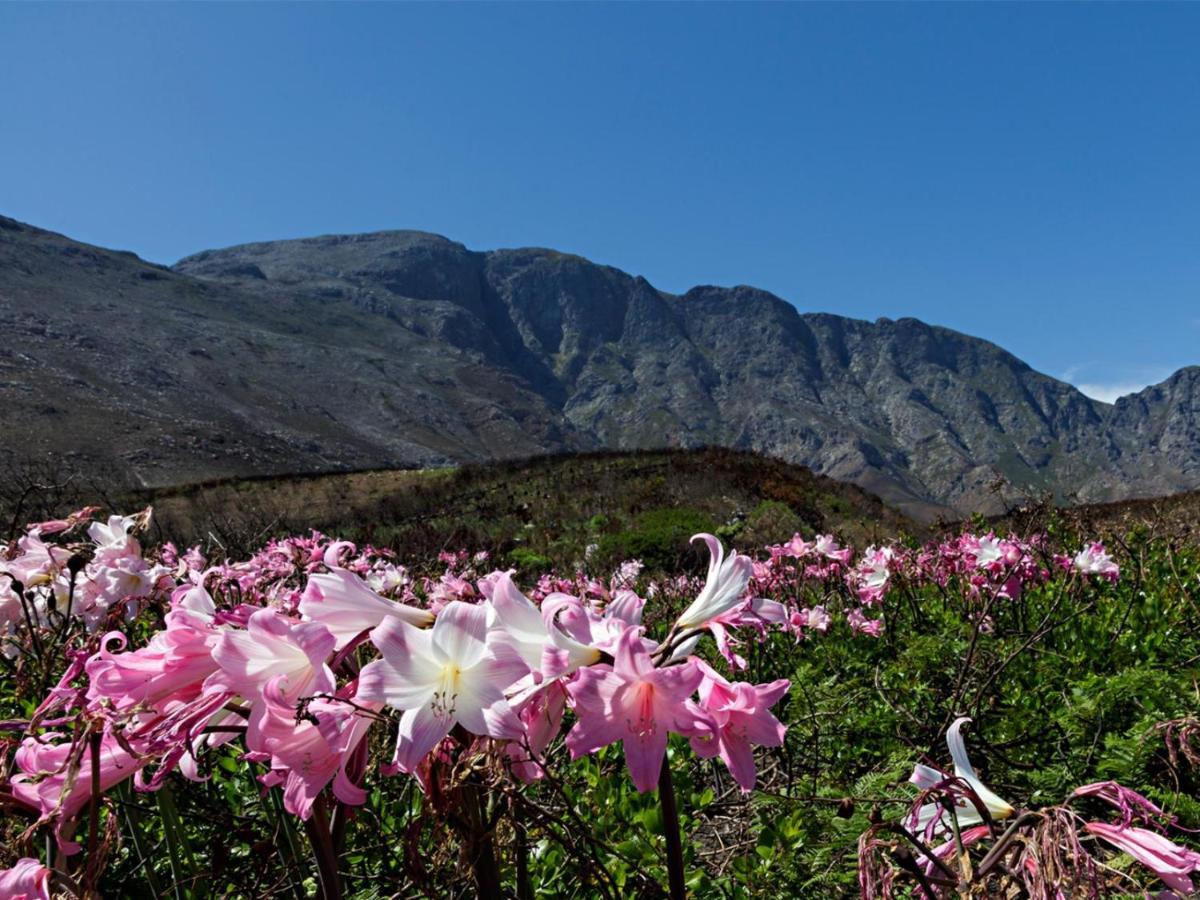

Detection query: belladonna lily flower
(357, 600), (528, 773)
(688, 659), (789, 792)
(254, 677), (381, 819)
(674, 534), (753, 631)
(0, 858), (50, 900)
(298, 567), (434, 648)
(10, 732), (147, 851)
(488, 573), (600, 682)
(1084, 821), (1200, 894)
(972, 536), (1004, 569)
(1072, 542), (1120, 582)
(205, 608), (336, 743)
(908, 717), (1015, 837)
(565, 627), (715, 793)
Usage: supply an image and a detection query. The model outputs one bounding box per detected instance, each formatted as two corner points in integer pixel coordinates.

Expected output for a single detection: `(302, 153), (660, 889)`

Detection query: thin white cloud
(1066, 363), (1180, 404)
(1074, 382), (1153, 404)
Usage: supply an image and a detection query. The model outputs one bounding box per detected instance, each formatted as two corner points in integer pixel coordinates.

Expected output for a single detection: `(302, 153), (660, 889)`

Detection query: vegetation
(1, 453), (1199, 898)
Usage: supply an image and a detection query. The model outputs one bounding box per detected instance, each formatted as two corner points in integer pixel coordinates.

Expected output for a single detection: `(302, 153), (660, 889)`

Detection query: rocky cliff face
(3, 215), (1196, 518)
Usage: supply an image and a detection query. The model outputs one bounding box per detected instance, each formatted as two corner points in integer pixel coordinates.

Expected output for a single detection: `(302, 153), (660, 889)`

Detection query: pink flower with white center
(298, 568), (433, 648)
(365, 563), (410, 595)
(488, 574), (600, 682)
(88, 513), (142, 567)
(804, 605), (832, 632)
(205, 608), (336, 743)
(1085, 822), (1200, 894)
(854, 545), (894, 605)
(688, 660), (789, 792)
(565, 627), (715, 793)
(973, 536), (1004, 569)
(674, 534), (753, 631)
(2, 531), (71, 585)
(1073, 542), (1120, 582)
(814, 534), (853, 565)
(357, 600), (528, 774)
(0, 858), (50, 899)
(781, 533), (813, 558)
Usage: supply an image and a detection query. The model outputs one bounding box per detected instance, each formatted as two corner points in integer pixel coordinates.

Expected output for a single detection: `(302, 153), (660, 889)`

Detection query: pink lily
(10, 732), (146, 851)
(1085, 821), (1200, 893)
(674, 534), (753, 631)
(688, 660), (789, 791)
(565, 627), (714, 793)
(489, 573), (600, 682)
(205, 608), (336, 744)
(1073, 542), (1120, 582)
(254, 677), (380, 818)
(298, 568), (433, 648)
(0, 858), (50, 900)
(87, 607), (220, 712)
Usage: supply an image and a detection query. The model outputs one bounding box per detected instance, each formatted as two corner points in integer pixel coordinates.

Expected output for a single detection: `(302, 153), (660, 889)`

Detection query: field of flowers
(2, 503), (1199, 898)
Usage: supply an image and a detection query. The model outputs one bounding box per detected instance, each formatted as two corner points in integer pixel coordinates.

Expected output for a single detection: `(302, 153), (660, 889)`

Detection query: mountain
(2, 214), (1197, 519)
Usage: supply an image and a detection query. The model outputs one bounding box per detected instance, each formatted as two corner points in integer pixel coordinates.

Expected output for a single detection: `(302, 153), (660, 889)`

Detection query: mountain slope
(2, 214), (1197, 518)
(0, 218), (584, 488)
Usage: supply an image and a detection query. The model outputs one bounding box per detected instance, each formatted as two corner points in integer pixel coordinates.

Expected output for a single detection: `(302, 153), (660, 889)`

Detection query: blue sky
(2, 3), (1197, 402)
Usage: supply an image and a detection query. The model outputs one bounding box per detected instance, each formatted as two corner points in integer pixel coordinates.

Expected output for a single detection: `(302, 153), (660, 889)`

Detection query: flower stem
(304, 800), (344, 900)
(657, 757), (687, 900)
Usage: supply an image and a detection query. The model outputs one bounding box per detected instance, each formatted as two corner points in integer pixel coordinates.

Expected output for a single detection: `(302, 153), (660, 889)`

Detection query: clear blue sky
(2, 3), (1198, 401)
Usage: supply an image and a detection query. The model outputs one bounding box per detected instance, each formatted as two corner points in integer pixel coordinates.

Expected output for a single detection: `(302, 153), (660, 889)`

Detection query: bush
(595, 506), (719, 570)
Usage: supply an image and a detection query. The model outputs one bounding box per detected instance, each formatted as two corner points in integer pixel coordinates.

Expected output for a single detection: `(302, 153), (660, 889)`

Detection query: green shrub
(596, 506), (719, 570)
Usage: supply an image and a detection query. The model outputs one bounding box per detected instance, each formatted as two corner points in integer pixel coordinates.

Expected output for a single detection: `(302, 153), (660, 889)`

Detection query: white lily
(487, 573), (600, 683)
(974, 537), (1003, 568)
(358, 600), (528, 773)
(909, 716), (1015, 836)
(674, 533), (753, 631)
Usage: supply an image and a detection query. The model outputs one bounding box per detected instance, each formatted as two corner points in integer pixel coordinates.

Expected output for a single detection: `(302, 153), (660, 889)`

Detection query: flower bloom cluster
(2, 516), (798, 862)
(0, 508), (1123, 888)
(0, 509), (173, 657)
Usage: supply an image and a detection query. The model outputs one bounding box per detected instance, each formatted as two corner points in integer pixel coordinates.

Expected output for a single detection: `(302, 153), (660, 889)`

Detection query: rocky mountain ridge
(2, 215), (1196, 519)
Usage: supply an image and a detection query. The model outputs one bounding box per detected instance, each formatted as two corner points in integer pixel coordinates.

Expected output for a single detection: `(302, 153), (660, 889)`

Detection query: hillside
(3, 214), (1199, 519)
(129, 447), (921, 567)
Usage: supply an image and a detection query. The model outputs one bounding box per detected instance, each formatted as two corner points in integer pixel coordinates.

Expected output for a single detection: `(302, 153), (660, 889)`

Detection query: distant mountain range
(1, 214), (1196, 519)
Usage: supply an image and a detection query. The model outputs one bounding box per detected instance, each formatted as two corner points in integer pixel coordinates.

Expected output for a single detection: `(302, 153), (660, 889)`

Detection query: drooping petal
(392, 705), (454, 774)
(623, 726), (670, 794)
(946, 718), (1014, 820)
(299, 569), (432, 647)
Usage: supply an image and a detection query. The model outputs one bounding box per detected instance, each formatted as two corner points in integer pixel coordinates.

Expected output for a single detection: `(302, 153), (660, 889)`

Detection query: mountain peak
(2, 215), (1197, 519)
